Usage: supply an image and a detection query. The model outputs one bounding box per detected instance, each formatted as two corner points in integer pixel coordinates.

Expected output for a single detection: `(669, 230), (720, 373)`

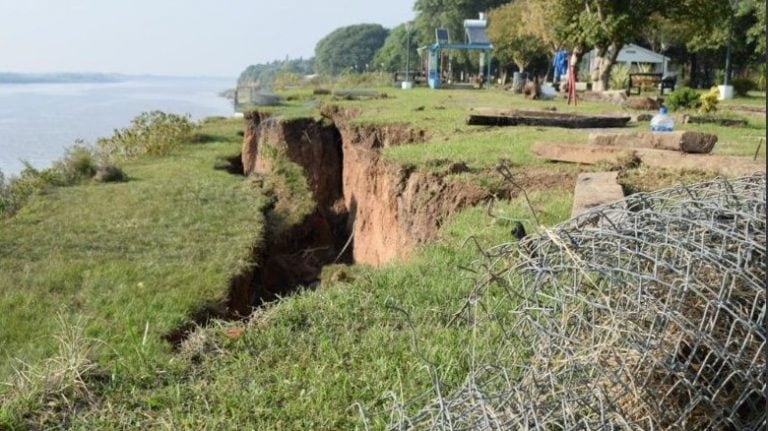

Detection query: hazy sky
(1, 0), (416, 78)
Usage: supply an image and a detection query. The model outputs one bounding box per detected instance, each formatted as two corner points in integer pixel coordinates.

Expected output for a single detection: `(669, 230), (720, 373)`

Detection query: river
(0, 77), (235, 176)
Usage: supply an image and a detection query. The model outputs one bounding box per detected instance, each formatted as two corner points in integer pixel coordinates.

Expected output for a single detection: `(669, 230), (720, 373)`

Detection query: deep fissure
(167, 109), (494, 346)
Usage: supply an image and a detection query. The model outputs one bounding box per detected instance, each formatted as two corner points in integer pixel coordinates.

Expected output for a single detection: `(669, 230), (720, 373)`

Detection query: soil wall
(242, 110), (487, 267)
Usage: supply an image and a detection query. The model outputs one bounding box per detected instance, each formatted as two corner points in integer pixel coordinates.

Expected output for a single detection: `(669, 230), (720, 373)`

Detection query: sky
(0, 0), (416, 78)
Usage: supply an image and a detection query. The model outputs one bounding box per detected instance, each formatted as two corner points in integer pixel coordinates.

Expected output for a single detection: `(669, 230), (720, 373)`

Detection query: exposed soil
(166, 107), (493, 345)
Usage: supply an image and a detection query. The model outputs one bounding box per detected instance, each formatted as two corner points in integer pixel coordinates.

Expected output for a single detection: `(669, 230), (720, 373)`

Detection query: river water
(0, 77), (235, 176)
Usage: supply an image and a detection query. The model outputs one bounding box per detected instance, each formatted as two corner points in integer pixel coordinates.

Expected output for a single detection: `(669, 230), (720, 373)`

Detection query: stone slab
(533, 142), (765, 177)
(532, 142), (635, 165)
(571, 171), (626, 218)
(589, 131), (717, 154)
(635, 148), (766, 177)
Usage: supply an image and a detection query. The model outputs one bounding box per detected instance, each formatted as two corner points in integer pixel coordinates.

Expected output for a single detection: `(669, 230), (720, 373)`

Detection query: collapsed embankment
(228, 107), (488, 311)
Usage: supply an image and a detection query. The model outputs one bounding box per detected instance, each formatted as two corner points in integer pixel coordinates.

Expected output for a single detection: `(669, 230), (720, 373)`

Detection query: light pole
(719, 0), (738, 99)
(404, 21), (412, 89)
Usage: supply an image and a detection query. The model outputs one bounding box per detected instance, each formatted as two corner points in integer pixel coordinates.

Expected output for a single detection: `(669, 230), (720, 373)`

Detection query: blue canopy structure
(422, 14), (493, 89)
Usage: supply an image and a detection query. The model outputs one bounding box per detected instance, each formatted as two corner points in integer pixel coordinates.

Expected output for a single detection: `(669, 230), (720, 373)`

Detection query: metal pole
(724, 18), (733, 85)
(724, 0), (736, 85)
(406, 22), (411, 83)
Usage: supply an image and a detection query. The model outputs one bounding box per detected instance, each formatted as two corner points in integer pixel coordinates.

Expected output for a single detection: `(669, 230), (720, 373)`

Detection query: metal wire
(379, 174), (766, 430)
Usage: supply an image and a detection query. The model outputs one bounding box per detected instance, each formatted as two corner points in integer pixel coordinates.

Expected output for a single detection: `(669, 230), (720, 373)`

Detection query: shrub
(93, 165), (126, 183)
(0, 163), (51, 217)
(699, 87), (720, 113)
(756, 64), (766, 92)
(51, 143), (98, 184)
(578, 68), (591, 83)
(334, 71), (391, 87)
(272, 71), (303, 90)
(665, 87), (701, 111)
(609, 64), (630, 90)
(731, 77), (756, 97)
(714, 69), (725, 85)
(0, 144), (123, 217)
(0, 170), (9, 215)
(97, 111), (197, 161)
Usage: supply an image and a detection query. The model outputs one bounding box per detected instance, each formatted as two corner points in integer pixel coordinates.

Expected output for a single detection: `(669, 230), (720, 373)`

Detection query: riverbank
(0, 86), (764, 429)
(0, 77), (235, 176)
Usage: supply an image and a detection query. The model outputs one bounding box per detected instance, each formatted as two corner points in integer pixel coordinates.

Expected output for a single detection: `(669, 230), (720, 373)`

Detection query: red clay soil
(242, 110), (487, 267)
(243, 112), (343, 209)
(338, 123), (487, 265)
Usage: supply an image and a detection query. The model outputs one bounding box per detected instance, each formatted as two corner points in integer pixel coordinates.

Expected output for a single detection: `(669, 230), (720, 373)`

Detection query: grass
(48, 189), (571, 429)
(0, 118), (264, 427)
(0, 85), (764, 429)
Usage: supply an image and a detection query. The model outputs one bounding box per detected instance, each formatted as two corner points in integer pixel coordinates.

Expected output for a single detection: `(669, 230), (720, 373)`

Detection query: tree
(741, 0), (765, 57)
(487, 2), (548, 81)
(551, 0), (666, 91)
(372, 24), (420, 73)
(238, 58), (314, 88)
(660, 0), (762, 86)
(314, 24), (389, 75)
(412, 0), (508, 73)
(412, 0), (508, 46)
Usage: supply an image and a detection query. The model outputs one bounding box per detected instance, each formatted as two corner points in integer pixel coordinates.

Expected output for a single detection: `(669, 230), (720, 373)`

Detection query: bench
(627, 73), (676, 95)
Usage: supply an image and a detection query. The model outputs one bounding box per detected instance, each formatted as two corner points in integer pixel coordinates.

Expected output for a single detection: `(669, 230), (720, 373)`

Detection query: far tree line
(239, 0), (766, 92)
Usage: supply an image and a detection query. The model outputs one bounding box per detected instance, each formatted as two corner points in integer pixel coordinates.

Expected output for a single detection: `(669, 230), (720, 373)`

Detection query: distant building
(585, 43), (671, 75)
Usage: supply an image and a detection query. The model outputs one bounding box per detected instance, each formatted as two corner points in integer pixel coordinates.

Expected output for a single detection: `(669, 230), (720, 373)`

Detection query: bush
(93, 165), (127, 183)
(97, 111), (197, 161)
(714, 69), (725, 85)
(665, 87), (701, 111)
(731, 77), (756, 97)
(334, 71), (391, 87)
(0, 144), (123, 217)
(609, 64), (630, 90)
(756, 64), (766, 92)
(0, 164), (51, 217)
(51, 143), (98, 184)
(699, 87), (720, 113)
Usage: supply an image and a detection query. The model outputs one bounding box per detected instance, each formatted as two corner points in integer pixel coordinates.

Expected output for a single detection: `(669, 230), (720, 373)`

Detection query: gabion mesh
(384, 174), (766, 430)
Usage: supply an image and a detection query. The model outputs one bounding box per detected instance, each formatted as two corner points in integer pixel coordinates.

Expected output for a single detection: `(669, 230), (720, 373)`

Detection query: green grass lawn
(0, 118), (266, 426)
(0, 86), (764, 429)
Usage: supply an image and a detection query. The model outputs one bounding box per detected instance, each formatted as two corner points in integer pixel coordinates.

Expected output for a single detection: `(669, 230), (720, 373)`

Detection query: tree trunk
(591, 42), (622, 92)
(690, 53), (698, 88)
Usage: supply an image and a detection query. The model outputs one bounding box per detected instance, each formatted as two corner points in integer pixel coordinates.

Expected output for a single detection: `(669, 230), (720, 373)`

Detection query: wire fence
(377, 174), (766, 430)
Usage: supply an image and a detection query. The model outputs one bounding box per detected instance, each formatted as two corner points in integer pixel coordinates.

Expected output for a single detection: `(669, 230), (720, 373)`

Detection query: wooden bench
(627, 73), (677, 95)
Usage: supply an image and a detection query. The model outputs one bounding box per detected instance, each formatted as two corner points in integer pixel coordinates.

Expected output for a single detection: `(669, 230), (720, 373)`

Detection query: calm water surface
(0, 77), (235, 176)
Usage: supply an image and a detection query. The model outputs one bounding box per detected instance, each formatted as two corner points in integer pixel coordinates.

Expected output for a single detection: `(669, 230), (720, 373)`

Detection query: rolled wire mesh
(384, 174), (766, 430)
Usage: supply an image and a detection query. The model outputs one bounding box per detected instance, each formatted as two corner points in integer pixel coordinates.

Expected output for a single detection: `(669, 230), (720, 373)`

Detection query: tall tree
(661, 0), (762, 85)
(553, 0), (666, 91)
(314, 24), (389, 75)
(412, 0), (507, 46)
(372, 24), (420, 73)
(740, 0), (765, 57)
(487, 2), (548, 81)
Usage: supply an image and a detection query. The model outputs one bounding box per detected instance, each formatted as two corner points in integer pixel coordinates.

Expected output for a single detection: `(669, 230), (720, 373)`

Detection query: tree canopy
(412, 0), (507, 46)
(238, 58), (314, 87)
(487, 2), (548, 73)
(233, 0), (765, 90)
(372, 24), (420, 73)
(314, 24), (390, 75)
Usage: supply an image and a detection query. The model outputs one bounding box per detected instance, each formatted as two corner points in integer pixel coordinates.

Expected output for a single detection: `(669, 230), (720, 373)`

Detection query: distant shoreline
(0, 72), (235, 85)
(0, 72), (124, 84)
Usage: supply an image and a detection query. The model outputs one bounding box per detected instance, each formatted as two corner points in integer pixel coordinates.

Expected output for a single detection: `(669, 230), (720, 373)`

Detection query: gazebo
(421, 13), (493, 89)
